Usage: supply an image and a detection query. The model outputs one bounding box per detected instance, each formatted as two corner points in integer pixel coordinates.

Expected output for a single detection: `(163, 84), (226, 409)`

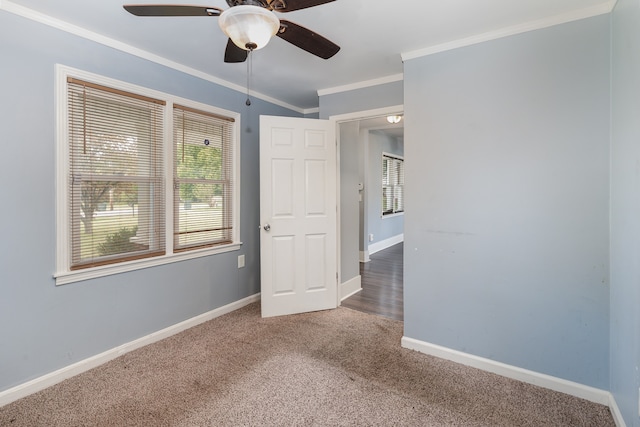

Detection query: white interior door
(259, 115), (337, 318)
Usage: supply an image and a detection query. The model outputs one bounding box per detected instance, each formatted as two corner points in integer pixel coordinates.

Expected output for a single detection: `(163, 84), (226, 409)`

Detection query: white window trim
(54, 64), (241, 286)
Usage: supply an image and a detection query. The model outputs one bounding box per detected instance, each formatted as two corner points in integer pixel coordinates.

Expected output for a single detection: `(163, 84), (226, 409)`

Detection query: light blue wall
(611, 0), (640, 425)
(365, 131), (404, 249)
(318, 81), (403, 119)
(403, 15), (610, 389)
(339, 122), (360, 283)
(0, 10), (300, 393)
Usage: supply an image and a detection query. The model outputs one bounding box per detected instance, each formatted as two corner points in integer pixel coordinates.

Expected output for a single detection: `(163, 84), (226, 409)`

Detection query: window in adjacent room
(382, 153), (404, 216)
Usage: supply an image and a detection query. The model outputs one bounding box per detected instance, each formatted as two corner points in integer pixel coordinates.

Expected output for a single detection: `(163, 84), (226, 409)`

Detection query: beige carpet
(0, 303), (614, 426)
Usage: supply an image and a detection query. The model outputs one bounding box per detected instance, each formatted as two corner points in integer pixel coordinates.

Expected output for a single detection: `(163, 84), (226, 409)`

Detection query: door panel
(260, 116), (337, 318)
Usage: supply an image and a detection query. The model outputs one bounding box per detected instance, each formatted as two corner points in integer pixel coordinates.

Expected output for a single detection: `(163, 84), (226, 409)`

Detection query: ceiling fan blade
(276, 20), (340, 59)
(123, 4), (222, 17)
(271, 0), (335, 12)
(224, 39), (248, 63)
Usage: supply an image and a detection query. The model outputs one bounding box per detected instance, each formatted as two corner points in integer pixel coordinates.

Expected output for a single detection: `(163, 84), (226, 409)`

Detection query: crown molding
(303, 107), (320, 115)
(402, 1), (617, 62)
(0, 0), (306, 114)
(317, 73), (404, 97)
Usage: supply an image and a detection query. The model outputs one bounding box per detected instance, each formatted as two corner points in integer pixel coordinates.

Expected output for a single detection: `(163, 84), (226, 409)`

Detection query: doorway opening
(332, 107), (404, 321)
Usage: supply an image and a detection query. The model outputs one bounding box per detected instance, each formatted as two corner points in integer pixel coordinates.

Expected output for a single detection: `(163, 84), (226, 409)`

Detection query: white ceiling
(3, 0), (614, 111)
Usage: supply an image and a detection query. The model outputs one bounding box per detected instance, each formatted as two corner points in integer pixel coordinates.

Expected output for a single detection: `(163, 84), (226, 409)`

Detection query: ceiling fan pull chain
(246, 49), (253, 106)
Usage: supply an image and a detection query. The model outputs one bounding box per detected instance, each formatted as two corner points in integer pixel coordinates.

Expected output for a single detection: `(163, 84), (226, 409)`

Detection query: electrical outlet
(369, 234), (374, 242)
(238, 254), (245, 269)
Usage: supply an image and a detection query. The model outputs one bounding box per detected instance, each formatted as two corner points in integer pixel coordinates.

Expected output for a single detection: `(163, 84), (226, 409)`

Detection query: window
(56, 66), (240, 285)
(382, 154), (404, 216)
(66, 78), (166, 269)
(173, 105), (234, 251)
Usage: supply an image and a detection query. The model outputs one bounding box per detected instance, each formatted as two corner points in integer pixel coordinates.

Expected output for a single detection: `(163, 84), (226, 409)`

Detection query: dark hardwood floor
(341, 243), (403, 321)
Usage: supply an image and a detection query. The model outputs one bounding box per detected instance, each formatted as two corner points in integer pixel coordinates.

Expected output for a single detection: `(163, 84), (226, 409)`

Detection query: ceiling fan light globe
(219, 5), (280, 51)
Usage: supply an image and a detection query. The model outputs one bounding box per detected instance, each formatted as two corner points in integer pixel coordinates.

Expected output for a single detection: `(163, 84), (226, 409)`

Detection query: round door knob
(263, 224), (271, 231)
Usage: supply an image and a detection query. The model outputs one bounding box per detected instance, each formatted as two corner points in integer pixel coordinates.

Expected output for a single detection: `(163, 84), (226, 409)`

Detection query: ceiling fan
(123, 0), (340, 63)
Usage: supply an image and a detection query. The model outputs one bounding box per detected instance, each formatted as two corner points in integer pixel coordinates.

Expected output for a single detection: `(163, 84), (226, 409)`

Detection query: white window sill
(381, 212), (404, 219)
(54, 242), (242, 286)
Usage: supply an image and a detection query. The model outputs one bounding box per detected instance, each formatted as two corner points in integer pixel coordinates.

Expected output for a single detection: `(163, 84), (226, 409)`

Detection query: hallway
(341, 243), (403, 321)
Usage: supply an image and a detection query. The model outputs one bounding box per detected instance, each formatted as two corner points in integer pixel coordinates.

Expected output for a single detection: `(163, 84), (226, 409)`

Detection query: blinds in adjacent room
(382, 154), (404, 215)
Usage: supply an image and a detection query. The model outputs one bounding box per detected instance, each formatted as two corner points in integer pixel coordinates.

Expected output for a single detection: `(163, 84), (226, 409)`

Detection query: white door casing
(259, 116), (337, 318)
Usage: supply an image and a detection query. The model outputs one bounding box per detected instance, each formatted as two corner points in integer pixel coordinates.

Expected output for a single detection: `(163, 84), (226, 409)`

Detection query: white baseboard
(340, 275), (362, 301)
(608, 393), (628, 427)
(401, 336), (611, 406)
(359, 250), (370, 263)
(368, 234), (403, 256)
(0, 293), (261, 407)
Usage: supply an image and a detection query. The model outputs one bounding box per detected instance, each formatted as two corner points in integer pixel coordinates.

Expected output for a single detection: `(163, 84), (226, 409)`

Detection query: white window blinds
(173, 104), (235, 251)
(382, 154), (404, 215)
(67, 78), (166, 269)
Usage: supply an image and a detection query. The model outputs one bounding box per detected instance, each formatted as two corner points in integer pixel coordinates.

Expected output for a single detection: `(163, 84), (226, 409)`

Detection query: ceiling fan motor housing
(226, 0), (289, 11)
(227, 0), (269, 7)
